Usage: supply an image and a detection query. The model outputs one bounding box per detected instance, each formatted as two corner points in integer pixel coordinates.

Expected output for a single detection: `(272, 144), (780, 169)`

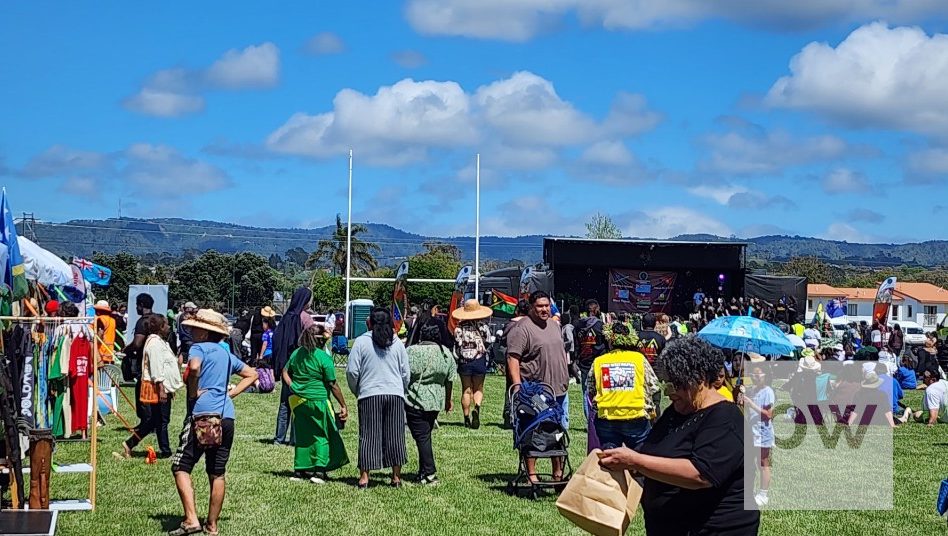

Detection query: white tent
(17, 236), (72, 288)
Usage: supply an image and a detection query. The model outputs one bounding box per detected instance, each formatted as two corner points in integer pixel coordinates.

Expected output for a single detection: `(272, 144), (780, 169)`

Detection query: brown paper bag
(556, 449), (643, 536)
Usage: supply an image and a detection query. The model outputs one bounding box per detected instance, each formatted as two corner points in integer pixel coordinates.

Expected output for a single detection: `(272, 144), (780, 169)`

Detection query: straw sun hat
(182, 309), (231, 336)
(451, 299), (493, 321)
(93, 300), (112, 312)
(260, 306), (276, 318)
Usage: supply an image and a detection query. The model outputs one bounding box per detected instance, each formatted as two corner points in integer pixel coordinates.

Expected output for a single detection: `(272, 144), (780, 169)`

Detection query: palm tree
(306, 214), (381, 275)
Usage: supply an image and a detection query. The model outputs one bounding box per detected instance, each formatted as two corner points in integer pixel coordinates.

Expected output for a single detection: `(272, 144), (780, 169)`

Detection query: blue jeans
(594, 417), (651, 450)
(274, 382), (296, 445)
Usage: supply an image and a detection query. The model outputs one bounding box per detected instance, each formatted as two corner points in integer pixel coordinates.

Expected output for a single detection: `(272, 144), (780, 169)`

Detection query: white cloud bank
(405, 1), (948, 41)
(124, 42), (280, 117)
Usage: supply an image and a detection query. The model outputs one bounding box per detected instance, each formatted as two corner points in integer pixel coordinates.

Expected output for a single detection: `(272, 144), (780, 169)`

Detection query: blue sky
(2, 1), (948, 243)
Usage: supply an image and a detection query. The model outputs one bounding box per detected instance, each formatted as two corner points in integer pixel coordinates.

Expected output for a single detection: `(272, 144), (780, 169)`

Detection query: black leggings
(127, 394), (173, 455)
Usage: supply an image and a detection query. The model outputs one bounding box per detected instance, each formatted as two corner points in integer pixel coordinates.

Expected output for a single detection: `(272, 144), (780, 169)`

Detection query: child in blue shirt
(895, 354), (917, 390)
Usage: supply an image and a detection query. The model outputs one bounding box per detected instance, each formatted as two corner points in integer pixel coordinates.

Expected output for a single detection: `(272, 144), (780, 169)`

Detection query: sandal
(167, 522), (202, 536)
(203, 523), (219, 536)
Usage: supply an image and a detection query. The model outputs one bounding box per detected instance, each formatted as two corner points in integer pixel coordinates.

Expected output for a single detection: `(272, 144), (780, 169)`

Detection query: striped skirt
(357, 395), (407, 471)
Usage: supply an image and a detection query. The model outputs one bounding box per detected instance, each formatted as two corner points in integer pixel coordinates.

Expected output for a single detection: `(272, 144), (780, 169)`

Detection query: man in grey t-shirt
(507, 290), (570, 482)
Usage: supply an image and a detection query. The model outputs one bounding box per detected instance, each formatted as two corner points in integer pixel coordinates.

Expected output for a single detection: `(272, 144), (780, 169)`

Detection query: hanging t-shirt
(69, 333), (92, 432)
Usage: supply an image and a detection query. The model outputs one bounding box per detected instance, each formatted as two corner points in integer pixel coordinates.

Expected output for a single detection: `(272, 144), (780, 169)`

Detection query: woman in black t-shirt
(599, 337), (759, 536)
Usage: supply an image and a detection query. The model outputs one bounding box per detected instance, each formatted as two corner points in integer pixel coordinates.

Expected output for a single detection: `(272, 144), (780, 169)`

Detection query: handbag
(556, 449), (642, 536)
(138, 350), (159, 404)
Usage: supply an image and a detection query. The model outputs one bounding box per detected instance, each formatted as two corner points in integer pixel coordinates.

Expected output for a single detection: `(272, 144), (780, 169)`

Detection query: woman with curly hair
(599, 337), (759, 536)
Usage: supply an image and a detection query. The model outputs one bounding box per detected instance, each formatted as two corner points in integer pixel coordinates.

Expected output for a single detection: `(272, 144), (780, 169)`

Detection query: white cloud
(623, 206), (732, 238)
(122, 144), (231, 196)
(405, 1), (948, 41)
(205, 42), (279, 89)
(700, 120), (850, 176)
(480, 195), (581, 236)
(738, 223), (793, 237)
(767, 22), (948, 136)
(392, 50), (428, 68)
(303, 32), (346, 55)
(19, 145), (112, 178)
(266, 71), (659, 166)
(580, 140), (635, 166)
(685, 183), (794, 209)
(822, 167), (869, 194)
(124, 42), (280, 117)
(822, 222), (877, 243)
(686, 184), (749, 205)
(267, 79), (478, 165)
(571, 140), (650, 184)
(906, 147), (948, 183)
(123, 88), (206, 118)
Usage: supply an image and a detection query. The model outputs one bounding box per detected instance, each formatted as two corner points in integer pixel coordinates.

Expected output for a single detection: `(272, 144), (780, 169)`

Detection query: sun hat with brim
(182, 309), (231, 336)
(184, 301), (198, 311)
(93, 300), (112, 312)
(801, 348), (816, 359)
(260, 306), (276, 318)
(451, 299), (492, 321)
(748, 352), (766, 363)
(798, 355), (821, 372)
(861, 371), (883, 388)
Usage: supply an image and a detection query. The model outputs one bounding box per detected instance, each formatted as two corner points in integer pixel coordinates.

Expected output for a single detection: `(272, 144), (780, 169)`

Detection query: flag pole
(344, 149), (353, 339)
(474, 153), (481, 299)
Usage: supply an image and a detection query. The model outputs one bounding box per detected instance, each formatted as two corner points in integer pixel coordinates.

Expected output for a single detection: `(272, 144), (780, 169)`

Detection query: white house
(806, 282), (948, 328)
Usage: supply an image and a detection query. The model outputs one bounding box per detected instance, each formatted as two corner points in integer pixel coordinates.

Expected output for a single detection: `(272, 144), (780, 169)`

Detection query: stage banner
(609, 269), (677, 313)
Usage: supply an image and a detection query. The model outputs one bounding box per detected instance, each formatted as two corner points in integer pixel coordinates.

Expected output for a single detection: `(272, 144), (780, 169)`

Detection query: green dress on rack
(286, 347), (349, 474)
(48, 335), (66, 438)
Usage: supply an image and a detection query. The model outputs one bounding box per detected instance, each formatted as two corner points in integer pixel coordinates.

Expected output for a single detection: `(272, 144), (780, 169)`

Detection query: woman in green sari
(283, 324), (350, 483)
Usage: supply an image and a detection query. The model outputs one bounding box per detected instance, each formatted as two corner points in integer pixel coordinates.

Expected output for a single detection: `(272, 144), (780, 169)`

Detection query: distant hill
(22, 217), (948, 268)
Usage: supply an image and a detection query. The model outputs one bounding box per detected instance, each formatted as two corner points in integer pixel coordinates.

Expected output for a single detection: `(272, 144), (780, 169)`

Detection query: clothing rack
(0, 316), (99, 511)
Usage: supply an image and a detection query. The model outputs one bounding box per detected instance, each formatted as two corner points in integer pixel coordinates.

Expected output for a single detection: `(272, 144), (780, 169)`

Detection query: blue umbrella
(696, 316), (796, 356)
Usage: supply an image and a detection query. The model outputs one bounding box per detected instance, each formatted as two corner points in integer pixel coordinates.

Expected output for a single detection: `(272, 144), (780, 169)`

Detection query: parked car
(899, 321), (927, 346)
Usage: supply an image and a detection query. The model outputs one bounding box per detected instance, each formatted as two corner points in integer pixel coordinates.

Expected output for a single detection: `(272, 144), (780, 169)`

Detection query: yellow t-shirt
(592, 350), (648, 420)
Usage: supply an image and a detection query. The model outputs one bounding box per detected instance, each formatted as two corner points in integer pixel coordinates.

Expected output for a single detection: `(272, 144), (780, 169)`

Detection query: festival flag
(872, 276), (897, 327)
(73, 257), (112, 285)
(813, 302), (826, 327)
(490, 289), (517, 315)
(447, 265), (472, 334)
(826, 297), (848, 319)
(0, 189), (28, 299)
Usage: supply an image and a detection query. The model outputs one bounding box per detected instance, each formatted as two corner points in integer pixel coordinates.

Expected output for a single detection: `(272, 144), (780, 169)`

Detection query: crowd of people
(97, 285), (948, 536)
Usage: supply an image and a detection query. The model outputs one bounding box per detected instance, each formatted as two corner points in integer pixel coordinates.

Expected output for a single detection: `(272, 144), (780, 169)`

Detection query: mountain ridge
(24, 217), (948, 267)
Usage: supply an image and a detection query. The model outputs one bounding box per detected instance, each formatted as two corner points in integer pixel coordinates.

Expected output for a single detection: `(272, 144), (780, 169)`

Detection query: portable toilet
(348, 299), (374, 340)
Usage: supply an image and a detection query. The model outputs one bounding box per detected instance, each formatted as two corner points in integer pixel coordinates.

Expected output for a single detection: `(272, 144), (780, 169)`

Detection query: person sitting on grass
(283, 324), (349, 484)
(901, 368), (948, 426)
(895, 353), (917, 390)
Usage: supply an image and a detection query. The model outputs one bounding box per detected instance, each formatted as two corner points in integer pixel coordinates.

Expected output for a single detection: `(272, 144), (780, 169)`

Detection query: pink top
(300, 312), (315, 330)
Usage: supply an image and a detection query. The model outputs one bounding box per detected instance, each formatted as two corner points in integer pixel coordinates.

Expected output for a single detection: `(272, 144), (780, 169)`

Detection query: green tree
(170, 251), (283, 312)
(585, 212), (622, 239)
(311, 271), (345, 311)
(305, 214), (380, 275)
(401, 243), (463, 307)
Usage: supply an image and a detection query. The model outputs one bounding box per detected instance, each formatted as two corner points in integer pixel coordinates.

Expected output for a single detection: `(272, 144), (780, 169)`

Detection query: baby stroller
(506, 381), (572, 499)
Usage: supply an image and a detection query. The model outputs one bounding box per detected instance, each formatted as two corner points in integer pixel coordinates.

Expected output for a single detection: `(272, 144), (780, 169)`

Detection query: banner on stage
(609, 269), (677, 313)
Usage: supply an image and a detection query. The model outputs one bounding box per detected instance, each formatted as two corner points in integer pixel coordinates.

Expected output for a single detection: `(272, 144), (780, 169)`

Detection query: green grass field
(45, 375), (948, 535)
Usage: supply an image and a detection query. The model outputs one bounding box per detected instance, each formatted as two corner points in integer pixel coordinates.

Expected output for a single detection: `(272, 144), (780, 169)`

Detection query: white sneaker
(310, 476), (326, 485)
(755, 492), (769, 507)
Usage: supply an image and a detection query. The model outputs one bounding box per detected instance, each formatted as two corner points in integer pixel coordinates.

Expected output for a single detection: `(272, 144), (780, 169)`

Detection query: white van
(895, 321), (927, 346)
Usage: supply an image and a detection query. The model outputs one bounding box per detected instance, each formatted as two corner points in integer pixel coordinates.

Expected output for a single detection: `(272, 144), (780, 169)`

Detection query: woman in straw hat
(451, 299), (494, 429)
(170, 309), (257, 536)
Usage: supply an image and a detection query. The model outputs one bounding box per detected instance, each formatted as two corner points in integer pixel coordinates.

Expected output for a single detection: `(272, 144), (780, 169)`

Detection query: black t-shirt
(638, 402), (759, 536)
(576, 317), (607, 368)
(127, 314), (150, 362)
(637, 330), (667, 380)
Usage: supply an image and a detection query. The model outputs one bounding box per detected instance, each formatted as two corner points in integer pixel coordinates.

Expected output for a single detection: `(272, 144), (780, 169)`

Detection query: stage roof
(543, 237), (747, 271)
(543, 237), (749, 247)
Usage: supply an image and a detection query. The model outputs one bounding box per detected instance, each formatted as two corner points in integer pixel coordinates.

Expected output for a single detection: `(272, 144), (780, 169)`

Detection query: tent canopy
(17, 236), (73, 288)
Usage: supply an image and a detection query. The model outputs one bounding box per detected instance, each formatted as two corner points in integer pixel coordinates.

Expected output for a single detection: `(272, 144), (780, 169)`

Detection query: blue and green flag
(0, 189), (28, 300)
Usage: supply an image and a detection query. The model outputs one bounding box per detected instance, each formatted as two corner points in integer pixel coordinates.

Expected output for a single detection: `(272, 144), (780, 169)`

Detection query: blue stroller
(506, 381), (572, 499)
